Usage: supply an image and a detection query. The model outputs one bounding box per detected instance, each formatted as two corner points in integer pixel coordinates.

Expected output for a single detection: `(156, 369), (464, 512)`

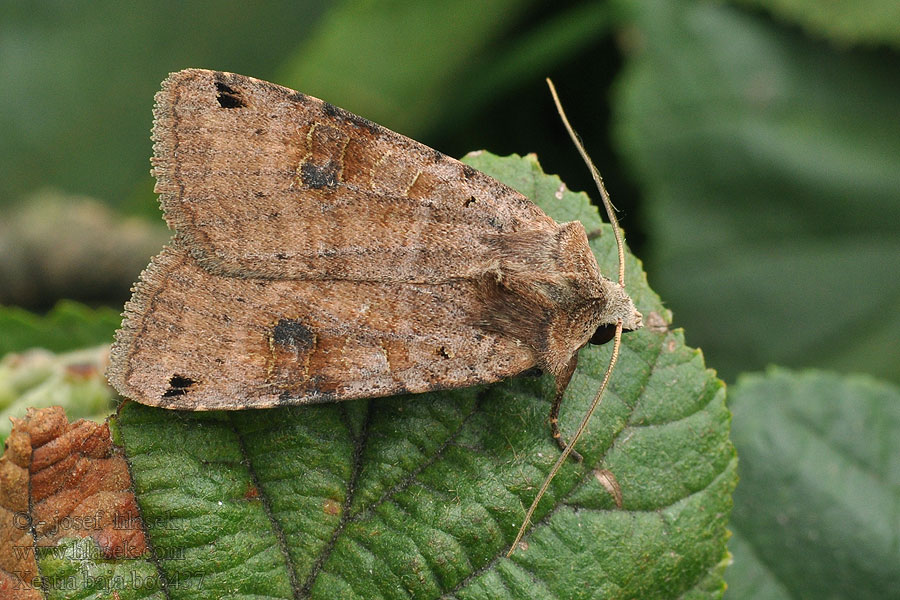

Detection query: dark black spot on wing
(288, 90), (308, 103)
(300, 162), (338, 189)
(518, 366), (543, 378)
(322, 102), (339, 118)
(214, 82), (246, 108)
(272, 319), (315, 350)
(322, 101), (379, 133)
(163, 374), (197, 398)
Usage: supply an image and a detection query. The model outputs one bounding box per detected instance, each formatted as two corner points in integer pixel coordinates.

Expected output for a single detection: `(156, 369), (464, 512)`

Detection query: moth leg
(586, 228), (603, 240)
(549, 355), (583, 462)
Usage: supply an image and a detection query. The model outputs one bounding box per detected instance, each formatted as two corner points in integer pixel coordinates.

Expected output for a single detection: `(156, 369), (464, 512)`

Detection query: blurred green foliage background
(2, 0), (897, 384)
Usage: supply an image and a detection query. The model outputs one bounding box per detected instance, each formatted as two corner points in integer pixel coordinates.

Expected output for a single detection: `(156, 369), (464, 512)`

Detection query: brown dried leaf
(0, 407), (146, 598)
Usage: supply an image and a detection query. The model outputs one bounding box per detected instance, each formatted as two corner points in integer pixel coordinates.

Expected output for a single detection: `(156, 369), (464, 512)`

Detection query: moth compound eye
(590, 324), (617, 346)
(215, 82), (245, 108)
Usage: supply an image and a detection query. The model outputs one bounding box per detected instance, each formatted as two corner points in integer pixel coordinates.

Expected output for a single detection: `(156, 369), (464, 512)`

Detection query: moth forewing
(109, 241), (540, 409)
(148, 68), (557, 284)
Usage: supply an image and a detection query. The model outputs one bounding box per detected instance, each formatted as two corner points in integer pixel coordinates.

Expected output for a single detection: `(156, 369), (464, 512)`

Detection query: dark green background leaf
(278, 0), (611, 142)
(726, 368), (900, 598)
(0, 0), (614, 222)
(613, 0), (900, 382)
(43, 153), (735, 599)
(732, 0), (900, 47)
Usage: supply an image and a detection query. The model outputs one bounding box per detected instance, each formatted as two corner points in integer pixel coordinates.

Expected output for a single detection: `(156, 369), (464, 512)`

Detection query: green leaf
(0, 301), (121, 356)
(613, 0), (900, 382)
(38, 537), (165, 600)
(278, 0), (535, 136)
(724, 530), (792, 600)
(731, 0), (900, 47)
(0, 300), (121, 442)
(726, 368), (900, 598)
(42, 153), (734, 598)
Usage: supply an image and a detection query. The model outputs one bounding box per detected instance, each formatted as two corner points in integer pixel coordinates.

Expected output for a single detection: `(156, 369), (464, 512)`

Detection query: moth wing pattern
(109, 69), (639, 410)
(109, 242), (535, 409)
(151, 69), (558, 283)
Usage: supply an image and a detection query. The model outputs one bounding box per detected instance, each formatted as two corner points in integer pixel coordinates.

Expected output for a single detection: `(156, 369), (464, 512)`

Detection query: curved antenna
(546, 79), (624, 287)
(507, 79), (628, 556)
(507, 322), (622, 556)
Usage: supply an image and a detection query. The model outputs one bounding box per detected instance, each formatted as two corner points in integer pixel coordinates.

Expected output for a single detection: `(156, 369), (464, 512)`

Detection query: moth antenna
(545, 78), (625, 287)
(507, 323), (623, 556)
(507, 80), (628, 556)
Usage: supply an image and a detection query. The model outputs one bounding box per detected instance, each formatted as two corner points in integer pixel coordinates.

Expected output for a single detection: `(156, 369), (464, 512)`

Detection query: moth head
(590, 279), (642, 346)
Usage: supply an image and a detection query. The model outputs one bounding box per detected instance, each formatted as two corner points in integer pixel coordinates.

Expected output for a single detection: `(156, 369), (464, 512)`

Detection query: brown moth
(107, 69), (642, 548)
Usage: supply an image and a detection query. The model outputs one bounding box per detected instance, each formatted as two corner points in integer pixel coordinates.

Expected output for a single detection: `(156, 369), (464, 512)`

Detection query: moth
(107, 69), (642, 550)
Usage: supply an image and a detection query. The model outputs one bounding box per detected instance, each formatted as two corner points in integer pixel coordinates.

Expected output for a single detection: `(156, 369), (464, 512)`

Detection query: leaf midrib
(298, 403), (371, 598)
(228, 411), (303, 599)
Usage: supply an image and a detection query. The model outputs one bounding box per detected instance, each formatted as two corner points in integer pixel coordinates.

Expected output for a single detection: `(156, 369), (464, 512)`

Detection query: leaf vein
(348, 393), (483, 522)
(227, 412), (302, 599)
(300, 402), (372, 597)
